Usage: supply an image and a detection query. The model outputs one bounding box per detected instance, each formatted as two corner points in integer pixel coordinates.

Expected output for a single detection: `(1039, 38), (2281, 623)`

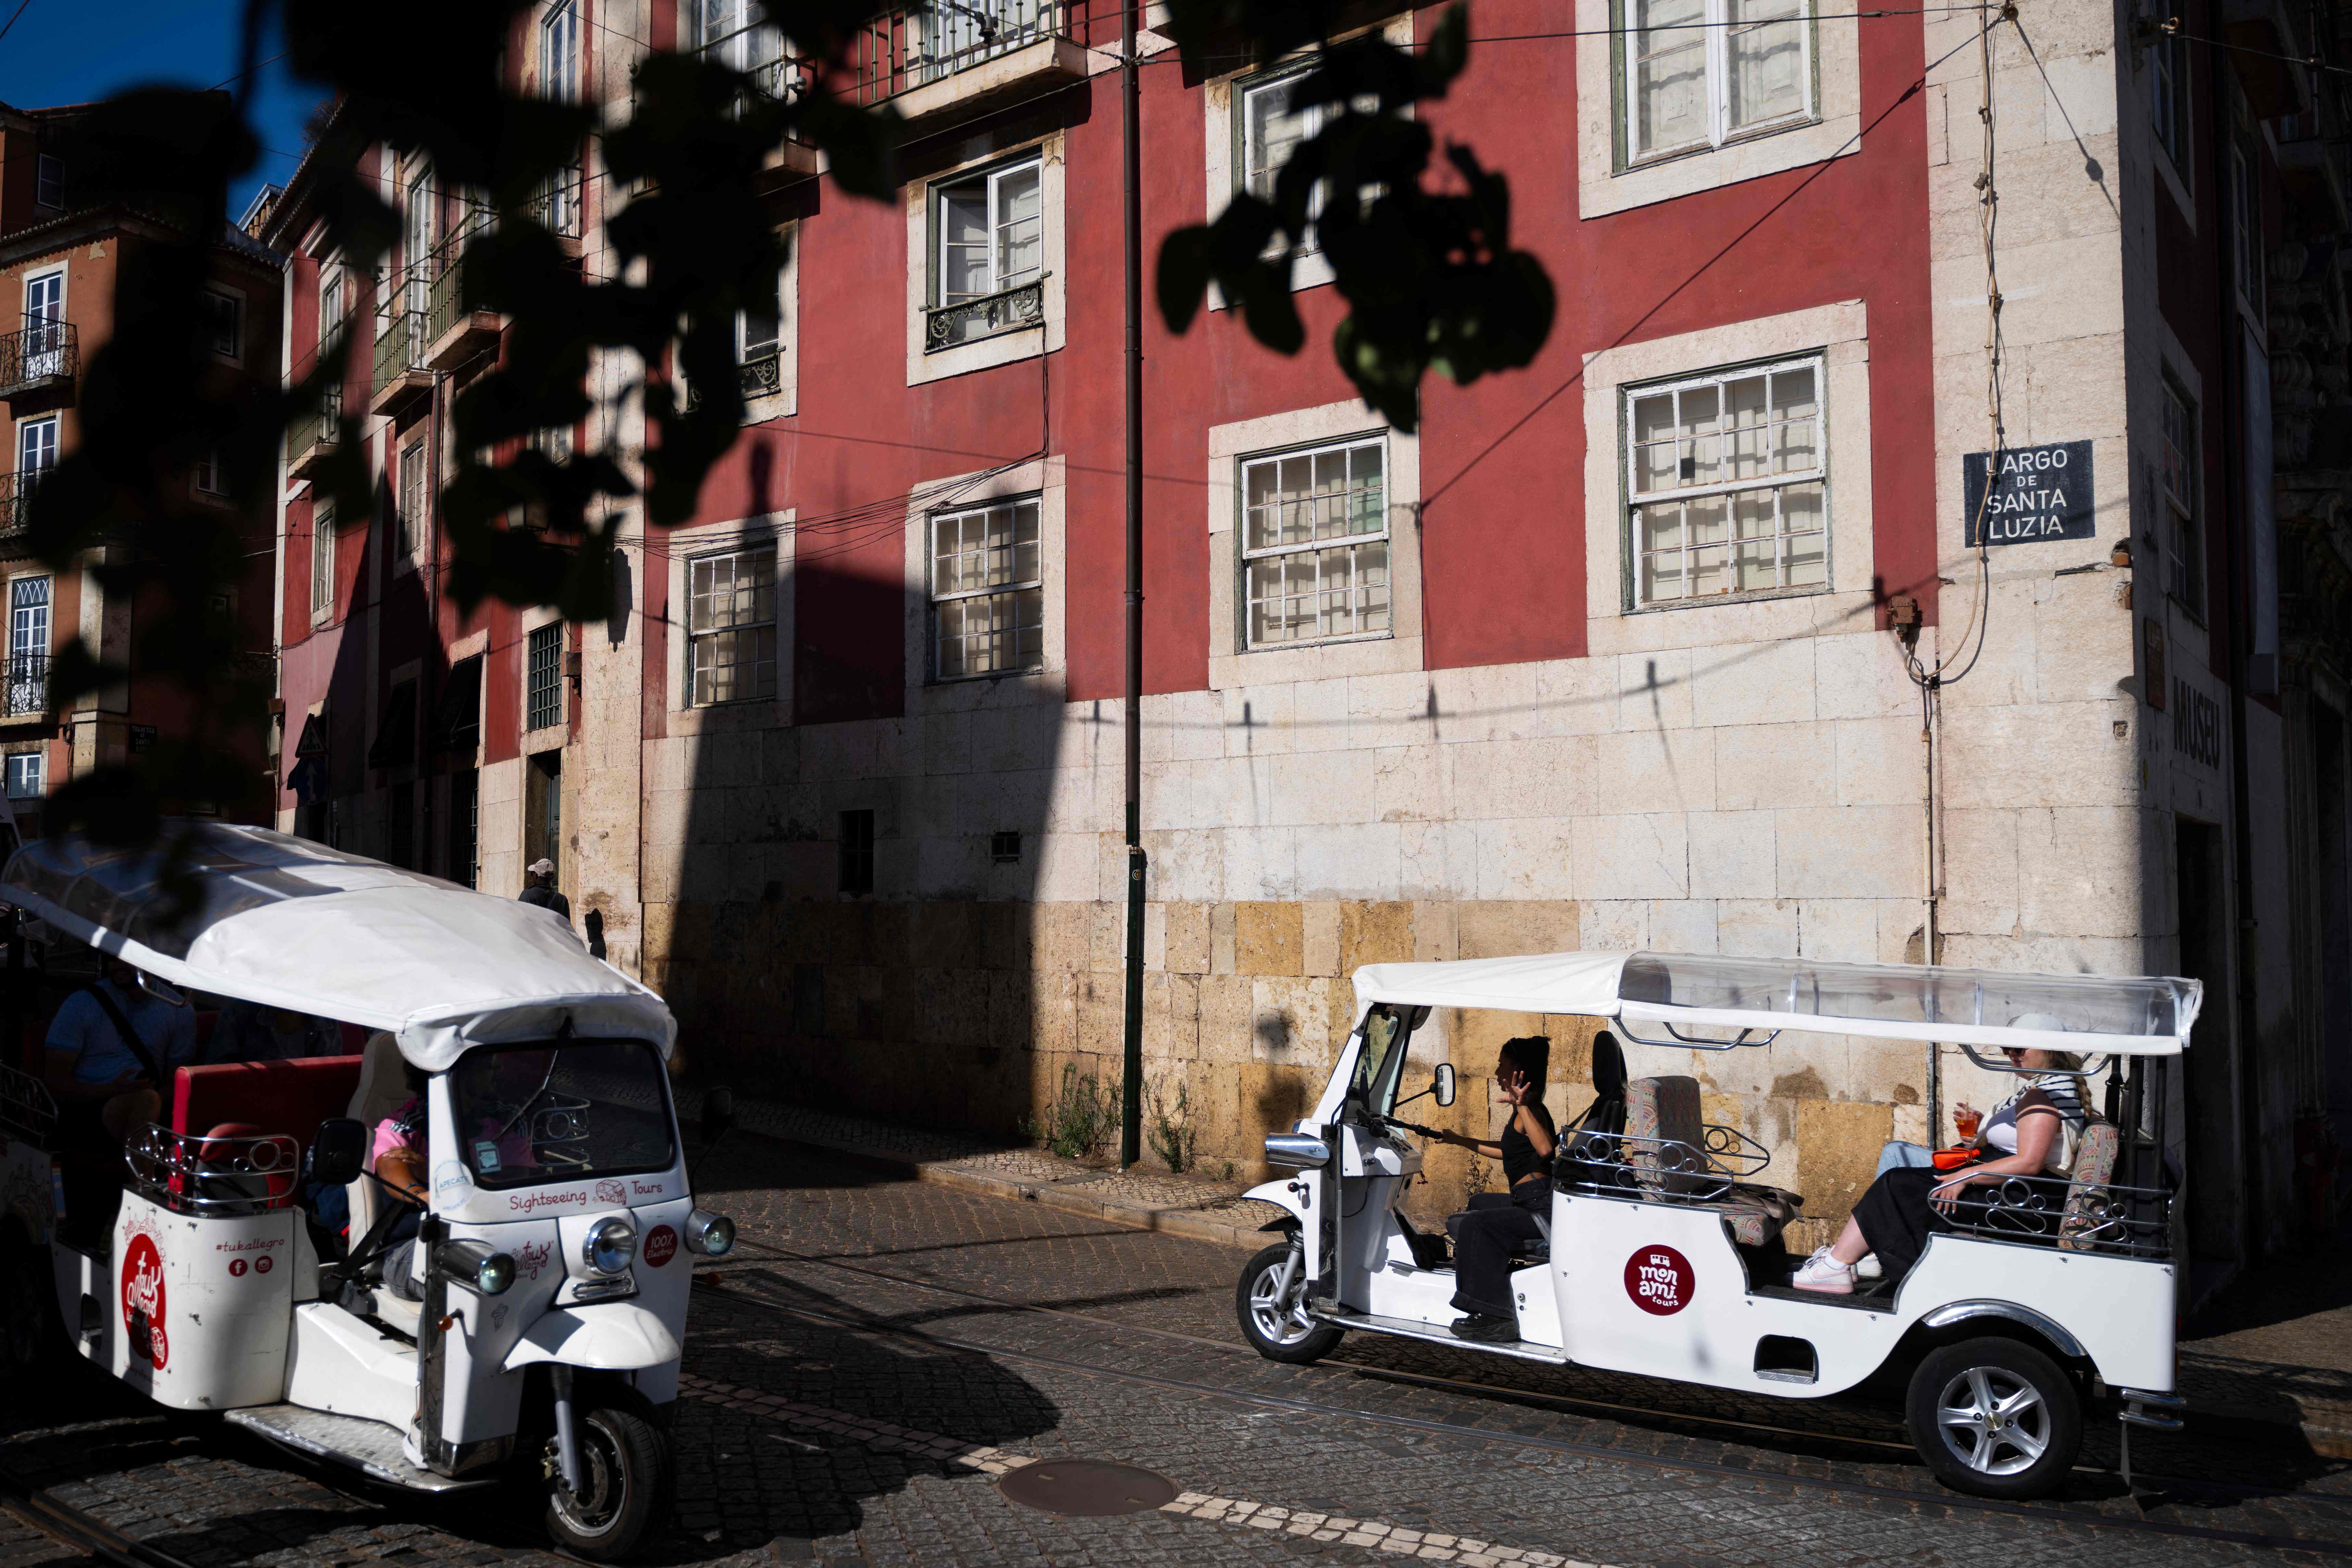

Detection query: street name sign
(1963, 440), (2094, 546)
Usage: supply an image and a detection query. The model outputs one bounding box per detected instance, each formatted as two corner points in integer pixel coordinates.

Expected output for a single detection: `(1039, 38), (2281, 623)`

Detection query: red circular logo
(643, 1225), (678, 1269)
(228, 1258), (247, 1277)
(121, 1233), (169, 1368)
(256, 1254), (273, 1274)
(1624, 1245), (1695, 1316)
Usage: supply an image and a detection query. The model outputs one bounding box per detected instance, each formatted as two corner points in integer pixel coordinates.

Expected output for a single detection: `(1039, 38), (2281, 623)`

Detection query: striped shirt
(1984, 1073), (2088, 1157)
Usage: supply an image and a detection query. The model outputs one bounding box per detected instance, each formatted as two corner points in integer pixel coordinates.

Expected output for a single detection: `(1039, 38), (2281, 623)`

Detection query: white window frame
(2151, 32), (2187, 174)
(16, 415), (58, 476)
(23, 268), (63, 329)
(1622, 352), (1829, 609)
(737, 284), (781, 365)
(20, 270), (65, 383)
(1237, 434), (1394, 652)
(1620, 0), (1817, 167)
(541, 1), (581, 103)
(690, 0), (795, 101)
(203, 288), (244, 362)
(402, 167), (435, 317)
(310, 501), (337, 623)
(931, 154), (1045, 312)
(6, 752), (44, 800)
(686, 543), (781, 706)
(905, 135), (1064, 387)
(195, 449), (227, 497)
(33, 154), (62, 210)
(926, 493), (1045, 682)
(1240, 69), (1329, 248)
(6, 576), (48, 721)
(397, 437), (429, 568)
(2160, 378), (2203, 620)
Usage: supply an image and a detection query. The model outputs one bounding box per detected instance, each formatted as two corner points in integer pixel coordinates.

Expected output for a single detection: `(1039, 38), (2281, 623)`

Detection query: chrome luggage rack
(0, 1060), (55, 1141)
(1558, 1126), (1772, 1205)
(1942, 1169), (2174, 1259)
(127, 1125), (301, 1216)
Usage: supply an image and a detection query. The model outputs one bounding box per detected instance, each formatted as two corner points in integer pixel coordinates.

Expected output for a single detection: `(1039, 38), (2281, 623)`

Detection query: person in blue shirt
(43, 954), (200, 1143)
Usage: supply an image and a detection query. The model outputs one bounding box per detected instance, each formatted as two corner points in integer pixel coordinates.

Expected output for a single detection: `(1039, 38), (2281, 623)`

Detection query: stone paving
(2, 1128), (2348, 1568)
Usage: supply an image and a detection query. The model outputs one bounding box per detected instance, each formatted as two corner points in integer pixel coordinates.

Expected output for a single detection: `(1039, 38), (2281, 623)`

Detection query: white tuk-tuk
(0, 824), (737, 1560)
(1233, 951), (2195, 1499)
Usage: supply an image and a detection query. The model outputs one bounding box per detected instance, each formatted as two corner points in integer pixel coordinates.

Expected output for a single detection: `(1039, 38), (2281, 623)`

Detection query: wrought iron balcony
(370, 309), (432, 416)
(924, 274), (1047, 352)
(0, 319), (74, 399)
(2, 654), (48, 719)
(739, 348), (783, 398)
(848, 3), (1081, 116)
(0, 471), (42, 541)
(287, 384), (343, 479)
(426, 246), (502, 371)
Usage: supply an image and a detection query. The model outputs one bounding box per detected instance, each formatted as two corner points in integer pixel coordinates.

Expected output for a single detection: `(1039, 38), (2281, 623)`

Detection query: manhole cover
(997, 1458), (1178, 1516)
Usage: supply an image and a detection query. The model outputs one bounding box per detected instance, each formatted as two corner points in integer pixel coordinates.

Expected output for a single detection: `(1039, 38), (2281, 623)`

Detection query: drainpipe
(1119, 0), (1147, 1168)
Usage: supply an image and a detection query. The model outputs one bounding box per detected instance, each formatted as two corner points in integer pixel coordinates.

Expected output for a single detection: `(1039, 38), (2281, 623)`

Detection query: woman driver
(1794, 1034), (2087, 1294)
(1425, 1036), (1556, 1342)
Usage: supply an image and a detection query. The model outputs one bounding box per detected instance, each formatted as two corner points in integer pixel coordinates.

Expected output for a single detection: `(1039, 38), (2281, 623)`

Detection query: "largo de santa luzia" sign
(1962, 440), (2095, 546)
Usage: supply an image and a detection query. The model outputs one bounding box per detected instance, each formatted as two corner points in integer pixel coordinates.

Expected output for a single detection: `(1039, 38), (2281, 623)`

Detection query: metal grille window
(398, 439), (428, 560)
(1625, 0), (1813, 164)
(6, 753), (43, 800)
(930, 497), (1043, 679)
(34, 155), (61, 210)
(1627, 357), (1824, 605)
(1240, 437), (1390, 647)
(527, 621), (564, 731)
(7, 577), (48, 718)
(310, 502), (337, 621)
(2161, 381), (2203, 616)
(688, 545), (779, 705)
(204, 289), (242, 360)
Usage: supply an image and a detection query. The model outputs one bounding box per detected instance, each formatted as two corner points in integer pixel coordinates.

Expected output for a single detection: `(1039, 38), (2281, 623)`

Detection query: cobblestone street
(6, 1129), (2350, 1568)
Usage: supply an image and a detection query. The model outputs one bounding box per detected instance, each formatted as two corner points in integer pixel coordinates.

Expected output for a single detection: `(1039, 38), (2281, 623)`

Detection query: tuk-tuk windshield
(449, 1038), (674, 1190)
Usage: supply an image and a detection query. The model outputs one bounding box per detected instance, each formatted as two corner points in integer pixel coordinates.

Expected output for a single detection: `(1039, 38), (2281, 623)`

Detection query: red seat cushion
(171, 1056), (365, 1168)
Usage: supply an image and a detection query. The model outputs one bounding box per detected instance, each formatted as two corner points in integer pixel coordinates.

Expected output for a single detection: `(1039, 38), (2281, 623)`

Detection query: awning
(430, 654), (483, 752)
(0, 822), (674, 1072)
(1349, 950), (2201, 1058)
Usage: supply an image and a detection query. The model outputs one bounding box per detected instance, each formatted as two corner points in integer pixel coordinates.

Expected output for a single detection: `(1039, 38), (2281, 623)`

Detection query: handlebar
(1379, 1114), (1439, 1139)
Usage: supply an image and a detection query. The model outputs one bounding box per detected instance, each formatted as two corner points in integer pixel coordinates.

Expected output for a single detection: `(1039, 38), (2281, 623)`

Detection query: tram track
(0, 1460), (202, 1568)
(712, 1244), (2352, 1550)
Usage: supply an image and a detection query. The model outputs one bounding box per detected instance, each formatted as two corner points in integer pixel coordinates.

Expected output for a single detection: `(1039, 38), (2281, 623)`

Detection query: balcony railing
(924, 273), (1047, 352)
(0, 471), (42, 540)
(288, 384), (343, 466)
(531, 163), (584, 239)
(849, 2), (1074, 104)
(3, 654), (48, 718)
(373, 309), (429, 395)
(0, 319), (74, 398)
(739, 348), (783, 398)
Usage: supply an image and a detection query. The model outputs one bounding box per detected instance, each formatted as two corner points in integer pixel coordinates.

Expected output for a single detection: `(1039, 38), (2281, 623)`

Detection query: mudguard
(502, 1302), (682, 1372)
(1243, 1178), (1309, 1229)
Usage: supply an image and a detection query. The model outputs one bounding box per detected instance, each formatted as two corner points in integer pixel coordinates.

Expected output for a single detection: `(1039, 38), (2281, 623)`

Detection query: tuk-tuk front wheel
(1236, 1242), (1343, 1364)
(542, 1404), (672, 1560)
(1906, 1337), (2082, 1500)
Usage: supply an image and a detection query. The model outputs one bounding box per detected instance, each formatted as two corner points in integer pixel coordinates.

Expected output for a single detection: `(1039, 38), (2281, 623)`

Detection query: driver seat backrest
(1624, 1075), (1705, 1195)
(345, 1032), (409, 1243)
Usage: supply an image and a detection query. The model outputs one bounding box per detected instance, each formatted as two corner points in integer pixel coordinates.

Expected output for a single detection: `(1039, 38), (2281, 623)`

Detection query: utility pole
(1119, 0), (1147, 1168)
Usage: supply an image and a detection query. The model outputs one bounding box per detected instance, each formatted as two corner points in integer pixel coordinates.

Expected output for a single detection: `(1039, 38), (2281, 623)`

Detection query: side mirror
(1433, 1063), (1456, 1107)
(311, 1117), (367, 1187)
(701, 1086), (736, 1144)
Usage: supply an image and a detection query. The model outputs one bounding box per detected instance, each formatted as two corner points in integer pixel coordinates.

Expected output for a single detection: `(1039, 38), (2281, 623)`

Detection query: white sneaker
(1790, 1246), (1855, 1294)
(1855, 1253), (1883, 1281)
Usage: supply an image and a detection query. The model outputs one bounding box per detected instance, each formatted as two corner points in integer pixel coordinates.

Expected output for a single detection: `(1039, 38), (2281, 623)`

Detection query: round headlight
(476, 1252), (516, 1296)
(686, 1210), (735, 1258)
(585, 1216), (638, 1275)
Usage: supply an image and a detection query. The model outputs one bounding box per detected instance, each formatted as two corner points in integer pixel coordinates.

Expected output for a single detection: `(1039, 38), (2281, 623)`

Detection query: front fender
(1243, 1178), (1308, 1229)
(502, 1302), (683, 1372)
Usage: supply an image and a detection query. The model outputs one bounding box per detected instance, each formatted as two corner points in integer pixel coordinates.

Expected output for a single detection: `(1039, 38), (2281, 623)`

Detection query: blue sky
(0, 0), (331, 220)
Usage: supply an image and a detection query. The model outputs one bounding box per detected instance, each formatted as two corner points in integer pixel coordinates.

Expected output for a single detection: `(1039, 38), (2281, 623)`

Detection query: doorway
(2177, 816), (2241, 1274)
(524, 748), (562, 894)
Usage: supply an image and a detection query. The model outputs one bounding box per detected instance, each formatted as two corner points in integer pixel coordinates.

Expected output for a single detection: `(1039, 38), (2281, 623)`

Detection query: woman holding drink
(1794, 1018), (2091, 1294)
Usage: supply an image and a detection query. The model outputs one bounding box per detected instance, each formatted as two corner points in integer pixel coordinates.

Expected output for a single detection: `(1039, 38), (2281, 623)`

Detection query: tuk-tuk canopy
(0, 823), (675, 1071)
(1350, 950), (2201, 1057)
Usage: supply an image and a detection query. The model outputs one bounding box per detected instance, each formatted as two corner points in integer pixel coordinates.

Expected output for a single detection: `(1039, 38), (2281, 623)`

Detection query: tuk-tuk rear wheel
(1906, 1336), (2082, 1500)
(1236, 1242), (1343, 1365)
(542, 1404), (672, 1560)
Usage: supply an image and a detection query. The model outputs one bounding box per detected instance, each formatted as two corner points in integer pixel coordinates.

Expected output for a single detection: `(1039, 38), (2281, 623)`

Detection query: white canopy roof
(1, 823), (675, 1071)
(1351, 950), (2200, 1057)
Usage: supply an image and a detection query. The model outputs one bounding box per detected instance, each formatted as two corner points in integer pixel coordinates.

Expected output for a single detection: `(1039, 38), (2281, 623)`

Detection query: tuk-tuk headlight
(436, 1239), (516, 1297)
(584, 1216), (638, 1276)
(685, 1210), (735, 1257)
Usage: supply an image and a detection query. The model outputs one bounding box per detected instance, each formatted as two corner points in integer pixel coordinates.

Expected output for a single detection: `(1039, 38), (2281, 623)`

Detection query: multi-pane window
(687, 545), (778, 705)
(403, 169), (434, 315)
(929, 496), (1043, 679)
(7, 577), (49, 718)
(203, 289), (242, 360)
(526, 621), (564, 731)
(398, 439), (429, 560)
(541, 1), (580, 101)
(934, 157), (1043, 313)
(195, 450), (226, 496)
(17, 416), (57, 477)
(2232, 144), (2263, 320)
(2151, 33), (2187, 172)
(1240, 437), (1390, 647)
(2161, 381), (2203, 616)
(34, 155), (61, 210)
(320, 264), (346, 341)
(1625, 0), (1813, 164)
(1244, 72), (1322, 243)
(6, 753), (44, 800)
(311, 502), (337, 621)
(22, 271), (64, 381)
(690, 0), (792, 100)
(1628, 357), (1824, 605)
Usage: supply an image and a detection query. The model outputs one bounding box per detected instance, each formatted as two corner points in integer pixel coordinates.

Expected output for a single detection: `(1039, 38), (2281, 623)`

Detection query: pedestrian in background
(518, 858), (571, 922)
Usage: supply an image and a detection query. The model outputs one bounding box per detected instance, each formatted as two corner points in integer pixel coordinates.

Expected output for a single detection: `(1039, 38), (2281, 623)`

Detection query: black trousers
(1446, 1180), (1550, 1319)
(1851, 1165), (1994, 1280)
